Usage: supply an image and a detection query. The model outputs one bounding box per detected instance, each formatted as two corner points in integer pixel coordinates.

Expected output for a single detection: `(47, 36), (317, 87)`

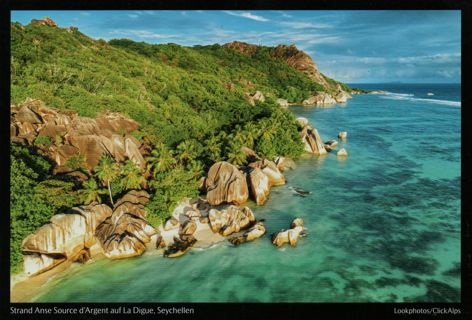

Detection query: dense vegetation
(10, 21), (348, 272)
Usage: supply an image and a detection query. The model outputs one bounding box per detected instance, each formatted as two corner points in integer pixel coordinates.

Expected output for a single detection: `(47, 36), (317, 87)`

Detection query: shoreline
(10, 99), (339, 302)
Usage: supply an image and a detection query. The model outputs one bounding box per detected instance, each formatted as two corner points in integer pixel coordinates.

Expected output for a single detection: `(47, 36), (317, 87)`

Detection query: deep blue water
(31, 84), (461, 302)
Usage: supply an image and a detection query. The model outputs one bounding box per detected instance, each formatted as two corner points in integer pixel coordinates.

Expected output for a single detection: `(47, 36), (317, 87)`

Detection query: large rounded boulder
(205, 161), (249, 206)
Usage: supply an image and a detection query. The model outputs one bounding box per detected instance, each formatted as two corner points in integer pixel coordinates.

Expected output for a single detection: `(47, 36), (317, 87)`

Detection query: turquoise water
(31, 84), (461, 302)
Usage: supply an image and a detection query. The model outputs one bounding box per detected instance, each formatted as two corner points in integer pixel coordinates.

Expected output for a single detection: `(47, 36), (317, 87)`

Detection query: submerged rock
(337, 148), (348, 157)
(324, 139), (338, 152)
(205, 161), (249, 206)
(95, 190), (156, 259)
(272, 218), (307, 248)
(338, 131), (347, 140)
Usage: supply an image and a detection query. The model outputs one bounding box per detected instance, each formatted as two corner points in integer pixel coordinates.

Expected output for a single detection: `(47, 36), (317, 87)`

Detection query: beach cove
(11, 84), (461, 302)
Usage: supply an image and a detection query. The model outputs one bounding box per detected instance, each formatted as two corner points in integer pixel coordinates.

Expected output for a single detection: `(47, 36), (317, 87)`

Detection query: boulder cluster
(11, 99), (148, 173)
(272, 218), (307, 247)
(21, 190), (155, 275)
(204, 156), (286, 207)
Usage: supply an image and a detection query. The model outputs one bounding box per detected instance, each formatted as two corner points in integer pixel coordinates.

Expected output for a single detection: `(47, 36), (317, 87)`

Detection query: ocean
(30, 83), (461, 302)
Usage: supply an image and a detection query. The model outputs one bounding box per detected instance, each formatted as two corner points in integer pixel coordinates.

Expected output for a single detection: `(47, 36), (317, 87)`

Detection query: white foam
(381, 91), (461, 107)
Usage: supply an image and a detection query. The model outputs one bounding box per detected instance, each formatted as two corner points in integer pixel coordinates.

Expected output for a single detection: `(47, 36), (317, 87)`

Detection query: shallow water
(31, 84), (461, 302)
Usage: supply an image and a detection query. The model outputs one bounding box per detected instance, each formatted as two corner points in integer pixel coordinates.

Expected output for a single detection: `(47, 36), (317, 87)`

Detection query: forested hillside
(10, 19), (350, 272)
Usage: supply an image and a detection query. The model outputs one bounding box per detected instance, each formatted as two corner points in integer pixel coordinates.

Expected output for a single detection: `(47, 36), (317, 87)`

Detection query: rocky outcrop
(248, 168), (270, 205)
(208, 205), (255, 236)
(10, 99), (147, 172)
(95, 190), (156, 259)
(337, 148), (348, 157)
(300, 126), (327, 155)
(21, 204), (112, 276)
(303, 92), (337, 106)
(338, 131), (347, 140)
(245, 91), (265, 106)
(223, 41), (258, 56)
(276, 98), (289, 108)
(272, 218), (307, 248)
(205, 161), (249, 206)
(228, 221), (266, 245)
(249, 159), (286, 186)
(223, 42), (351, 104)
(30, 17), (58, 28)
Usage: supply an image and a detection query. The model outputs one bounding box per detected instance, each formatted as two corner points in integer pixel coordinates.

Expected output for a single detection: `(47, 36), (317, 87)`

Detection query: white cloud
(279, 21), (331, 29)
(223, 11), (269, 22)
(109, 30), (177, 40)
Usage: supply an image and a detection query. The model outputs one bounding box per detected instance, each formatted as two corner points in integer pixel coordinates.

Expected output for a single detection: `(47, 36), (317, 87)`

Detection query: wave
(381, 92), (461, 107)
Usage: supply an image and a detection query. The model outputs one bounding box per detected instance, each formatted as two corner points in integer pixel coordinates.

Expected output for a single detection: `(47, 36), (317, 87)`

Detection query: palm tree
(78, 178), (108, 205)
(176, 140), (201, 165)
(226, 141), (247, 166)
(120, 160), (146, 190)
(204, 135), (222, 162)
(94, 155), (121, 206)
(146, 143), (177, 177)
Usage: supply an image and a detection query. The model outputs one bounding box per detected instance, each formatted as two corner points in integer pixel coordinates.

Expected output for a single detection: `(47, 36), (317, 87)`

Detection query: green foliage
(9, 23), (349, 263)
(65, 154), (87, 172)
(33, 135), (52, 146)
(10, 144), (81, 273)
(78, 178), (107, 205)
(146, 166), (201, 227)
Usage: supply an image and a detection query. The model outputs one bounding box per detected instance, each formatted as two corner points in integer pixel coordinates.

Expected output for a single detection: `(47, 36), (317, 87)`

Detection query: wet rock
(324, 140), (338, 152)
(228, 221), (266, 245)
(338, 131), (347, 140)
(163, 235), (197, 258)
(337, 148), (348, 157)
(272, 218), (307, 248)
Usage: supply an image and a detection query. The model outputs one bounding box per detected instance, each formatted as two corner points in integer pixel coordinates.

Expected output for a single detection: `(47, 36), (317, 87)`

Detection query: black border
(1, 1), (471, 319)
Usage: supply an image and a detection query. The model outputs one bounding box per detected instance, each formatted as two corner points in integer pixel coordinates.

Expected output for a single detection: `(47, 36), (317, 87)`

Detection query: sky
(11, 10), (461, 83)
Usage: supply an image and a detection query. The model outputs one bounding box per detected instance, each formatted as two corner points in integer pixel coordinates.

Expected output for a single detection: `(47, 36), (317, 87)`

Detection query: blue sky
(11, 10), (461, 83)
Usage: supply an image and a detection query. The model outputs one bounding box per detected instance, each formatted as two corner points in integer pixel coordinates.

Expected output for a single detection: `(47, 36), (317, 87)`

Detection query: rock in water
(95, 190), (156, 259)
(228, 221), (266, 245)
(205, 161), (249, 206)
(324, 140), (338, 152)
(21, 204), (112, 276)
(337, 148), (348, 157)
(300, 127), (327, 155)
(303, 92), (337, 106)
(338, 131), (347, 140)
(272, 218), (307, 248)
(249, 167), (270, 205)
(163, 235), (197, 258)
(249, 159), (286, 186)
